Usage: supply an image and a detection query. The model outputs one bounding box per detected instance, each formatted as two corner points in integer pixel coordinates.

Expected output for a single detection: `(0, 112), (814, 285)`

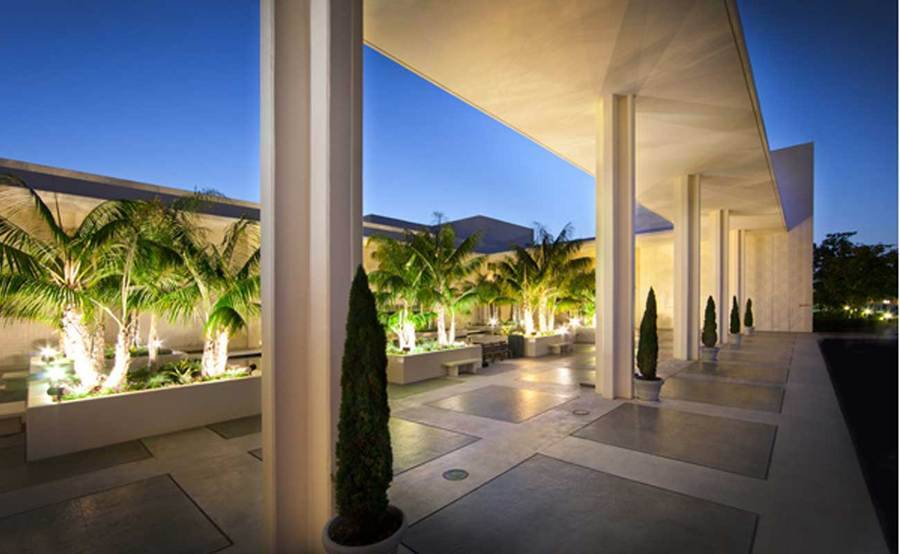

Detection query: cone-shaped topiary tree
(730, 296), (741, 335)
(636, 288), (659, 380)
(744, 298), (754, 328)
(702, 296), (718, 347)
(332, 266), (397, 545)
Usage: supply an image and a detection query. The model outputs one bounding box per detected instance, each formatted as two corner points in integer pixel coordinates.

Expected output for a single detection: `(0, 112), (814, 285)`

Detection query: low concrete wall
(387, 345), (482, 384)
(523, 334), (573, 357)
(574, 328), (595, 344)
(26, 363), (260, 460)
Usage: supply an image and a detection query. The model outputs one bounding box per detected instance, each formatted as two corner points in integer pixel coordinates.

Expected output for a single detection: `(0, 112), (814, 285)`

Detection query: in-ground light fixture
(44, 360), (69, 403)
(39, 345), (58, 362)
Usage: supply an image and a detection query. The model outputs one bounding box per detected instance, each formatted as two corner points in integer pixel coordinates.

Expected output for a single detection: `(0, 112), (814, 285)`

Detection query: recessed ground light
(572, 409), (590, 416)
(442, 469), (469, 481)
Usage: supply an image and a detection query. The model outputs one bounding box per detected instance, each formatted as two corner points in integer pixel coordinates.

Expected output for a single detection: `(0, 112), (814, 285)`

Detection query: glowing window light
(883, 299), (891, 305)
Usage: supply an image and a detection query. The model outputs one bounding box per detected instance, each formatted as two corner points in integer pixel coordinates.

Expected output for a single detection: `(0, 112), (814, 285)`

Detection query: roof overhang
(364, 0), (785, 228)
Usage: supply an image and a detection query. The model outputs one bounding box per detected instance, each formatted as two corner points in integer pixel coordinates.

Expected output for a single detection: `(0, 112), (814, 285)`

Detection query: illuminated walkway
(0, 334), (886, 553)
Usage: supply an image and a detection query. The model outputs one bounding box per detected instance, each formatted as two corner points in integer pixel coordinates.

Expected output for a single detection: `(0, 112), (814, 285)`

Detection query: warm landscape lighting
(489, 317), (498, 327)
(39, 346), (58, 360)
(843, 305), (852, 311)
(882, 312), (894, 320)
(45, 363), (67, 383)
(862, 308), (873, 316)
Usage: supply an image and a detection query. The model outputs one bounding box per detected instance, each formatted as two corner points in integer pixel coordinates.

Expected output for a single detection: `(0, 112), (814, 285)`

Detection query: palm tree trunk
(60, 306), (98, 392)
(538, 297), (548, 333)
(202, 329), (230, 377)
(449, 308), (457, 343)
(523, 305), (535, 335)
(147, 314), (159, 367)
(436, 305), (448, 345)
(104, 315), (137, 390)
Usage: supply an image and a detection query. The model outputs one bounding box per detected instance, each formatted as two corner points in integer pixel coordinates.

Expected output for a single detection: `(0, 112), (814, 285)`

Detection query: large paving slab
(0, 474), (231, 553)
(680, 360), (789, 384)
(248, 418), (479, 475)
(403, 454), (757, 554)
(390, 418), (479, 474)
(0, 440), (152, 494)
(520, 367), (595, 386)
(208, 414), (261, 439)
(662, 375), (784, 413)
(573, 403), (777, 478)
(428, 385), (573, 423)
(388, 378), (461, 400)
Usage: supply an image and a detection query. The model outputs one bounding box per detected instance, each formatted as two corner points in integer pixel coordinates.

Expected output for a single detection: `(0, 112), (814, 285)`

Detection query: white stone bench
(548, 342), (573, 355)
(442, 358), (482, 377)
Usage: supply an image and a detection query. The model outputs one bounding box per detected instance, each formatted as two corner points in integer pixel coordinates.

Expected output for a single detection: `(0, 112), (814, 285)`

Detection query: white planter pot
(323, 507), (407, 554)
(730, 333), (742, 347)
(744, 326), (755, 336)
(633, 376), (664, 401)
(700, 346), (719, 362)
(387, 345), (482, 384)
(523, 334), (573, 357)
(26, 360), (260, 461)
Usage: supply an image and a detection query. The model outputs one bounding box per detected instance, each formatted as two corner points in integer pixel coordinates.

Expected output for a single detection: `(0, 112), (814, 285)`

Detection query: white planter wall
(523, 334), (573, 357)
(26, 366), (260, 461)
(387, 345), (482, 384)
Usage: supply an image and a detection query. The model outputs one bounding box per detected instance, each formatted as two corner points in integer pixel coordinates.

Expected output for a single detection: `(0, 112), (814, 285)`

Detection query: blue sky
(0, 1), (896, 244)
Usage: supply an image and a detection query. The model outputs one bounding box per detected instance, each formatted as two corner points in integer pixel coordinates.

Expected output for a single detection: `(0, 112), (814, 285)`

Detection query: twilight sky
(0, 0), (896, 244)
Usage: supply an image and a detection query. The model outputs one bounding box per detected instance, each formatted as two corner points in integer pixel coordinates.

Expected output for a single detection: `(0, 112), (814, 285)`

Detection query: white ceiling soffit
(364, 0), (784, 226)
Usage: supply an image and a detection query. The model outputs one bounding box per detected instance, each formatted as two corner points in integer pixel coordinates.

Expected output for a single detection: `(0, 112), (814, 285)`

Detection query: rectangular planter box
(387, 345), (482, 384)
(523, 334), (573, 357)
(26, 360), (260, 461)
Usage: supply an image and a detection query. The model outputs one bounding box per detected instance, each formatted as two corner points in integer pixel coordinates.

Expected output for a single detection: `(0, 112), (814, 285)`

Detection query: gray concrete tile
(428, 385), (573, 423)
(0, 440), (152, 494)
(0, 474), (231, 553)
(403, 454), (757, 554)
(680, 360), (789, 384)
(247, 418), (479, 476)
(207, 415), (261, 439)
(574, 403), (777, 478)
(390, 418), (479, 474)
(662, 375), (785, 413)
(388, 378), (462, 400)
(520, 367), (595, 386)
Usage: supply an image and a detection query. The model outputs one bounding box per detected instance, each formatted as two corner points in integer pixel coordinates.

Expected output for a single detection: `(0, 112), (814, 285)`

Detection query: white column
(595, 94), (635, 399)
(260, 0), (362, 550)
(673, 175), (701, 360)
(711, 209), (730, 344)
(729, 228), (744, 313)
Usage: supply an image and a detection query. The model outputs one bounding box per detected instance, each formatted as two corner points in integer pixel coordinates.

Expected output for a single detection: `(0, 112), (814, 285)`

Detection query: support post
(711, 209), (730, 344)
(595, 94), (635, 399)
(673, 175), (701, 360)
(260, 0), (362, 550)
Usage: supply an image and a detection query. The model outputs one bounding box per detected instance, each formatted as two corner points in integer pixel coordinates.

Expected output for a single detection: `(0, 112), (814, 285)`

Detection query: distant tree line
(814, 232), (897, 310)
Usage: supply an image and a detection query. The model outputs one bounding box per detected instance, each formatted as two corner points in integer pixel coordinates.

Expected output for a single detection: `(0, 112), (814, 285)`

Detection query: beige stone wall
(744, 217), (813, 332)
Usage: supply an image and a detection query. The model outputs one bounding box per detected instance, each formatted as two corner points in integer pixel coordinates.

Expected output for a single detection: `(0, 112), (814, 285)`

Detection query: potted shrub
(744, 298), (755, 335)
(701, 296), (719, 361)
(634, 288), (663, 401)
(729, 296), (742, 347)
(323, 267), (406, 553)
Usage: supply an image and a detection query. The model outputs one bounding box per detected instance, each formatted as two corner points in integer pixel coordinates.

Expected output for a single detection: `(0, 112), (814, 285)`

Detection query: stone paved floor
(0, 333), (888, 553)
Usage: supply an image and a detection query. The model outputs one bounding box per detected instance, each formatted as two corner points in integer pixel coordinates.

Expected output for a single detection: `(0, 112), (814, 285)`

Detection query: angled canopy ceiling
(364, 0), (784, 226)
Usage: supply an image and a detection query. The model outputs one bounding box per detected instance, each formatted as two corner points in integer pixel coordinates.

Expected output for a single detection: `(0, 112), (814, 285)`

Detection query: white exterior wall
(744, 217), (813, 332)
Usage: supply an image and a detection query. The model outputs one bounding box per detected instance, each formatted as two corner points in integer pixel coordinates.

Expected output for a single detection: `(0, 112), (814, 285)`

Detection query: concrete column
(729, 228), (745, 314)
(260, 0), (362, 550)
(594, 94), (635, 399)
(673, 175), (701, 360)
(711, 209), (730, 343)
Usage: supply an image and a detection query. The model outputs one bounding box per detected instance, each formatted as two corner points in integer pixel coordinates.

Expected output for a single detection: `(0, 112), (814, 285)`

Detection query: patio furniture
(549, 342), (573, 355)
(442, 358), (481, 377)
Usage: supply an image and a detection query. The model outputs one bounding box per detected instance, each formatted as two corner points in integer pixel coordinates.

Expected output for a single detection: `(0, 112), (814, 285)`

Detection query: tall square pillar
(595, 94), (635, 399)
(711, 209), (730, 343)
(673, 175), (701, 360)
(260, 0), (362, 550)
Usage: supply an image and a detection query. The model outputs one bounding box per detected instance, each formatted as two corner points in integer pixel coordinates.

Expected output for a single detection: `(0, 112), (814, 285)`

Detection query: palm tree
(368, 235), (425, 349)
(407, 223), (481, 345)
(0, 175), (131, 392)
(532, 224), (593, 332)
(156, 201), (260, 377)
(494, 251), (541, 335)
(93, 202), (185, 389)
